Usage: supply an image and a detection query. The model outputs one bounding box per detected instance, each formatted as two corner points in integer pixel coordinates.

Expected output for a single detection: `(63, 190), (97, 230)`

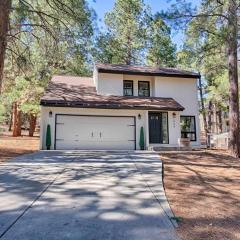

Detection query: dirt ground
(0, 131), (39, 162)
(160, 150), (240, 240)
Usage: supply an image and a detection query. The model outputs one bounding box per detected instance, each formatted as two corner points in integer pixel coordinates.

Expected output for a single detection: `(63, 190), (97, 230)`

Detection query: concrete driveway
(0, 151), (178, 240)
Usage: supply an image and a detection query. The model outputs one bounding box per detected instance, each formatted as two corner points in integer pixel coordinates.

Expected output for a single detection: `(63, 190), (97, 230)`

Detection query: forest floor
(160, 150), (240, 240)
(0, 127), (39, 162)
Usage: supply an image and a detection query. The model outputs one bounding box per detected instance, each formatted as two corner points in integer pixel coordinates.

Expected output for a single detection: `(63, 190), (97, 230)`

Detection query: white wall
(97, 73), (123, 95)
(147, 111), (181, 148)
(40, 73), (200, 150)
(154, 76), (200, 146)
(97, 73), (154, 97)
(154, 77), (198, 114)
(123, 75), (154, 96)
(93, 66), (98, 89)
(41, 107), (146, 150)
(40, 107), (183, 150)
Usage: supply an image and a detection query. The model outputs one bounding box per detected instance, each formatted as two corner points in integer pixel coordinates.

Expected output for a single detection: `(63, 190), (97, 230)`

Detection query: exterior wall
(40, 71), (201, 150)
(40, 107), (182, 150)
(154, 76), (200, 146)
(147, 111), (181, 148)
(123, 75), (154, 96)
(41, 107), (145, 150)
(97, 73), (123, 95)
(96, 73), (200, 147)
(39, 106), (45, 150)
(98, 73), (154, 97)
(93, 67), (98, 89)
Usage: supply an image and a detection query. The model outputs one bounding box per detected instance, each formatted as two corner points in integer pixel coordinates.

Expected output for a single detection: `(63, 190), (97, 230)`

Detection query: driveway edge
(129, 151), (179, 228)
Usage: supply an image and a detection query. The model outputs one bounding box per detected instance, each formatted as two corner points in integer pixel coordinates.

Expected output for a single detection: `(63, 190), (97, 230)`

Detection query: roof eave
(40, 100), (185, 111)
(97, 69), (200, 79)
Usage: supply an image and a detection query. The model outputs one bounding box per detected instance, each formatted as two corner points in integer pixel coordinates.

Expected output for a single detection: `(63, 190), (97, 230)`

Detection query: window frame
(138, 81), (150, 97)
(123, 80), (134, 96)
(180, 115), (197, 141)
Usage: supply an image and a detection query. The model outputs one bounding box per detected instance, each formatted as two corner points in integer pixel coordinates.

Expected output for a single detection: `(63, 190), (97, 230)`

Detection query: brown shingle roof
(96, 63), (200, 78)
(40, 75), (184, 111)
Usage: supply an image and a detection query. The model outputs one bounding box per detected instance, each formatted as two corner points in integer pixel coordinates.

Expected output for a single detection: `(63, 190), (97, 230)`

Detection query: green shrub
(46, 124), (51, 150)
(139, 126), (145, 150)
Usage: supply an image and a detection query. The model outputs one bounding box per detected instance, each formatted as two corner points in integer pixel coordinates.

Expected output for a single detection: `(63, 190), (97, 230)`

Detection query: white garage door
(55, 115), (136, 150)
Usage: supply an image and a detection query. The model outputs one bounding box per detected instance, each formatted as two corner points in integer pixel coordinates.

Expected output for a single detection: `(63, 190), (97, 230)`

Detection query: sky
(87, 0), (200, 49)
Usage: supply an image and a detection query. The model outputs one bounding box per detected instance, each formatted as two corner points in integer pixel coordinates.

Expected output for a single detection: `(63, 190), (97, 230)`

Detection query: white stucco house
(40, 63), (201, 150)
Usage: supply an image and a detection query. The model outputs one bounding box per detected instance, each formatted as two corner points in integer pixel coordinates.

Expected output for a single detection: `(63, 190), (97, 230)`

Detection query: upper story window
(123, 80), (133, 96)
(180, 116), (196, 141)
(138, 81), (150, 97)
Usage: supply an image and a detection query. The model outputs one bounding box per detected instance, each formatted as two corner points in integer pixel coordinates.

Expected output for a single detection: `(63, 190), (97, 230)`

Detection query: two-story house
(40, 63), (200, 150)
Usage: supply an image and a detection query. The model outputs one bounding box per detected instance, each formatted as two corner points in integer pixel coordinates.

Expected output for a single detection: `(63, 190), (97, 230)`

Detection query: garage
(55, 114), (136, 150)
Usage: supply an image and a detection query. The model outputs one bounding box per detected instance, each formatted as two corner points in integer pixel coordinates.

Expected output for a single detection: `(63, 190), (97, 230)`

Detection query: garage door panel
(55, 115), (136, 150)
(56, 123), (94, 141)
(56, 140), (135, 150)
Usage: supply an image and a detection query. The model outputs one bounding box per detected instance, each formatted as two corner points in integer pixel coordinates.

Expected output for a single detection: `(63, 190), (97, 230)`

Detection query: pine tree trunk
(207, 100), (213, 147)
(213, 103), (218, 134)
(218, 109), (223, 133)
(12, 102), (22, 137)
(208, 100), (213, 133)
(227, 0), (239, 157)
(16, 110), (22, 136)
(12, 102), (18, 137)
(8, 103), (13, 131)
(125, 33), (132, 65)
(199, 76), (208, 140)
(29, 113), (37, 137)
(0, 0), (11, 93)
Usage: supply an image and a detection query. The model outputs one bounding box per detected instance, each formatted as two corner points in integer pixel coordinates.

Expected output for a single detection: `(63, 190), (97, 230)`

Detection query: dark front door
(149, 113), (162, 143)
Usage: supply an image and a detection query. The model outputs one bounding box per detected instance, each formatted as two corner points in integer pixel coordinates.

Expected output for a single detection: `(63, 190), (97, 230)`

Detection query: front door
(149, 113), (162, 143)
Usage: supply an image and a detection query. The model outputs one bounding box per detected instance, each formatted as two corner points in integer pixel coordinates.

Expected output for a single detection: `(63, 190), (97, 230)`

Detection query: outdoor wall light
(138, 114), (142, 120)
(172, 112), (176, 118)
(49, 111), (53, 118)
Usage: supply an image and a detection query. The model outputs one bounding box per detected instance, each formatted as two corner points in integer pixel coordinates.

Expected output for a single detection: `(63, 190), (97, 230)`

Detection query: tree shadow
(160, 151), (240, 240)
(0, 151), (178, 240)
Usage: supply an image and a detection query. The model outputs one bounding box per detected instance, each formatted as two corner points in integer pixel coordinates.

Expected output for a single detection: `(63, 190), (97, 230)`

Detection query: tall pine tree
(104, 0), (148, 65)
(94, 0), (177, 67)
(164, 0), (239, 157)
(146, 13), (177, 67)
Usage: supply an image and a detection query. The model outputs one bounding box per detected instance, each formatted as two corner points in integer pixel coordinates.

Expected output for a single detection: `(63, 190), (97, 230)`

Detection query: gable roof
(40, 75), (185, 111)
(96, 63), (200, 78)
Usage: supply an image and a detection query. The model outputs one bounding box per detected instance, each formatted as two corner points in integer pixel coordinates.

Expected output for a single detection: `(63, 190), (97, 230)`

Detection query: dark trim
(123, 80), (134, 96)
(138, 81), (150, 97)
(54, 114), (137, 150)
(180, 115), (197, 142)
(55, 114), (138, 118)
(40, 101), (185, 111)
(148, 111), (169, 144)
(134, 116), (136, 150)
(166, 112), (169, 144)
(54, 114), (57, 150)
(98, 69), (200, 79)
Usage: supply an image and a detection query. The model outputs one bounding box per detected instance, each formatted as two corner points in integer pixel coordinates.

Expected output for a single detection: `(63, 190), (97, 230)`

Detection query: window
(123, 80), (133, 96)
(138, 81), (150, 97)
(161, 112), (169, 144)
(180, 116), (196, 141)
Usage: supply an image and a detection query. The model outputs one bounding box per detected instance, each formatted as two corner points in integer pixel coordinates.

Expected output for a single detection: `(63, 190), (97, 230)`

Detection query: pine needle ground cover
(160, 150), (240, 240)
(0, 129), (39, 162)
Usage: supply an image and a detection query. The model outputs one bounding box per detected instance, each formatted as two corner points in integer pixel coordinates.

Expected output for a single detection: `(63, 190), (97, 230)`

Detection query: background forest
(0, 0), (239, 155)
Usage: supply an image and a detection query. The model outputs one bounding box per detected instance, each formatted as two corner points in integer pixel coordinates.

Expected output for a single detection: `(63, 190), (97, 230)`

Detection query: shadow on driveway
(0, 151), (178, 240)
